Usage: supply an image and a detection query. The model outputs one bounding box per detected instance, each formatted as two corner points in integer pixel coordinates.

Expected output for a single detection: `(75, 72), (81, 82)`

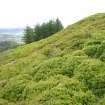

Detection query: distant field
(0, 28), (24, 43)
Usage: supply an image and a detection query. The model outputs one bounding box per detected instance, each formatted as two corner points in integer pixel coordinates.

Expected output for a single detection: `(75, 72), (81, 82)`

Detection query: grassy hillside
(1, 13), (105, 105)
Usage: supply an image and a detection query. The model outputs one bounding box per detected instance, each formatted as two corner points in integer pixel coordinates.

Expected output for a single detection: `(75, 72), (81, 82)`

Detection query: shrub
(75, 59), (105, 97)
(32, 77), (95, 105)
(0, 74), (30, 102)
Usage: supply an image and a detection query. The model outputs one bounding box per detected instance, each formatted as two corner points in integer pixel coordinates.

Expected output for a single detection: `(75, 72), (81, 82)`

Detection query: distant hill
(0, 28), (24, 43)
(1, 13), (105, 105)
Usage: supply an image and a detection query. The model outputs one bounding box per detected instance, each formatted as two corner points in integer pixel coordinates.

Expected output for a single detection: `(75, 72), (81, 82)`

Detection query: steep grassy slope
(1, 13), (105, 105)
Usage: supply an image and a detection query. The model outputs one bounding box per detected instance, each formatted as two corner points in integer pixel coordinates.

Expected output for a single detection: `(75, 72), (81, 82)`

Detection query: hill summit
(0, 13), (105, 105)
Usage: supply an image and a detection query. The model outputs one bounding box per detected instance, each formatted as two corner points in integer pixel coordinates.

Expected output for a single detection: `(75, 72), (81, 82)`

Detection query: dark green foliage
(23, 26), (34, 44)
(83, 45), (98, 57)
(34, 18), (63, 41)
(23, 19), (63, 43)
(83, 40), (105, 58)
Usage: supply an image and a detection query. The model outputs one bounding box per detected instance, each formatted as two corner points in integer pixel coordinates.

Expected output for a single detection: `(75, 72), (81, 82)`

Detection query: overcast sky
(0, 0), (104, 28)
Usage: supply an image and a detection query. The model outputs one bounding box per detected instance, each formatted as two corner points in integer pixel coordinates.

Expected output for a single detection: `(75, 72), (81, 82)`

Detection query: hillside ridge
(0, 13), (105, 105)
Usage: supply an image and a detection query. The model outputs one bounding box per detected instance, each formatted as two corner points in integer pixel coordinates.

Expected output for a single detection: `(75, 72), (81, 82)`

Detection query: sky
(0, 0), (104, 28)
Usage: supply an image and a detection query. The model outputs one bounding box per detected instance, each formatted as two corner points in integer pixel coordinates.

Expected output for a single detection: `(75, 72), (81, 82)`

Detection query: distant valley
(0, 28), (24, 43)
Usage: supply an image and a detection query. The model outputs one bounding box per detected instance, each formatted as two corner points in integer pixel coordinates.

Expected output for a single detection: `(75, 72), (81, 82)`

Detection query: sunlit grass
(1, 13), (105, 104)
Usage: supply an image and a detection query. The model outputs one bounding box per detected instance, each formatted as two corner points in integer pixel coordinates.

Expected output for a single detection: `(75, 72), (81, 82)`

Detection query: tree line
(23, 18), (63, 44)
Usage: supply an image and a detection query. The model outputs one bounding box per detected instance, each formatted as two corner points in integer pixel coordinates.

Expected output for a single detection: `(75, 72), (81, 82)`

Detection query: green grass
(1, 13), (105, 104)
